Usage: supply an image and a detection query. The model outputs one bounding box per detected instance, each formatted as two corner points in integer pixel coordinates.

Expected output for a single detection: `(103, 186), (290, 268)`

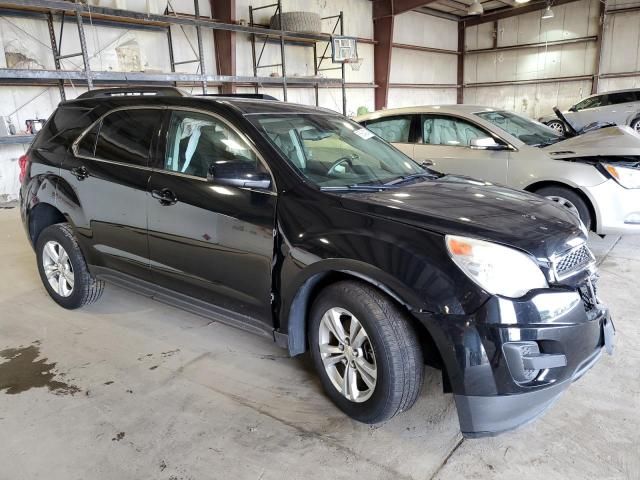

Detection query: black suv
(19, 87), (614, 437)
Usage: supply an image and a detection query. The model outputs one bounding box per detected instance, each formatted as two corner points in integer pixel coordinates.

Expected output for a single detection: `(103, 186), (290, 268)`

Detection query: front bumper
(583, 179), (640, 235)
(416, 286), (614, 437)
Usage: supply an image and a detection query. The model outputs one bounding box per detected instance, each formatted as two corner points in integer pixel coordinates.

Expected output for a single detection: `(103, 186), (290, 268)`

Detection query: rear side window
(364, 115), (412, 143)
(609, 92), (636, 104)
(92, 109), (161, 166)
(35, 106), (94, 148)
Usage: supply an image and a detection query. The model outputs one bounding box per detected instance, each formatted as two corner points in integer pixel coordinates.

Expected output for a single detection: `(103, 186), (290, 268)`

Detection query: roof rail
(76, 87), (187, 99)
(197, 93), (279, 101)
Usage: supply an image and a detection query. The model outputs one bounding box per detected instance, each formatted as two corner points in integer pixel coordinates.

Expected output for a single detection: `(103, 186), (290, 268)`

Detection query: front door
(147, 109), (276, 328)
(413, 114), (510, 184)
(62, 107), (162, 280)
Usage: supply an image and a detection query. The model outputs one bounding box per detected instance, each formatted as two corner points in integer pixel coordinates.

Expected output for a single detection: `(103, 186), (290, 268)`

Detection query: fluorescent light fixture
(468, 0), (483, 15)
(542, 5), (554, 19)
(514, 0), (531, 3)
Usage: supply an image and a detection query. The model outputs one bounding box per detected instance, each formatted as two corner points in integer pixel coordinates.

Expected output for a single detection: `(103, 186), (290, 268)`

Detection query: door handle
(151, 188), (178, 206)
(71, 166), (89, 181)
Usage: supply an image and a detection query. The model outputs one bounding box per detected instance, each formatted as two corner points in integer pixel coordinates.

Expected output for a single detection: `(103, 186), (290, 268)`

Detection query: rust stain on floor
(0, 342), (79, 395)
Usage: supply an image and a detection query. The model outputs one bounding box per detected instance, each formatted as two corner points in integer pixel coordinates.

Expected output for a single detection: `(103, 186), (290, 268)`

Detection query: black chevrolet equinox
(19, 87), (614, 437)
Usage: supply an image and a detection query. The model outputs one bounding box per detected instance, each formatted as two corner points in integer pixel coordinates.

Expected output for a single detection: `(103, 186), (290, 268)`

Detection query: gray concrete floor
(0, 208), (638, 480)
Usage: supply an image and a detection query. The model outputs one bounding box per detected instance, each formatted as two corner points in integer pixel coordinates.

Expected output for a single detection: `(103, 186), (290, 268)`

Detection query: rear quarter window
(34, 106), (95, 148)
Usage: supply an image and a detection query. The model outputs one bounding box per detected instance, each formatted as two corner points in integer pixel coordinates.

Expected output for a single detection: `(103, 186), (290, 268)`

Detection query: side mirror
(568, 105), (577, 112)
(207, 160), (272, 190)
(469, 137), (509, 151)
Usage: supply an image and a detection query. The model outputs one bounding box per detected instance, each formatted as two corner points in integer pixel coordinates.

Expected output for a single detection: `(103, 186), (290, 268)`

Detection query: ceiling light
(514, 0), (531, 3)
(468, 0), (483, 15)
(542, 5), (554, 19)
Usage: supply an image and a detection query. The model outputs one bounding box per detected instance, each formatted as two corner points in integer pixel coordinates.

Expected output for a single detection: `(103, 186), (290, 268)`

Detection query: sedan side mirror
(469, 137), (509, 151)
(568, 105), (577, 112)
(207, 160), (272, 190)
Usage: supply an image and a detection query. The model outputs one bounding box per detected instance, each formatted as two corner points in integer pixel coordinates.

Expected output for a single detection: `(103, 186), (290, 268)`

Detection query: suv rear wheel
(36, 223), (104, 309)
(536, 186), (592, 231)
(309, 281), (424, 424)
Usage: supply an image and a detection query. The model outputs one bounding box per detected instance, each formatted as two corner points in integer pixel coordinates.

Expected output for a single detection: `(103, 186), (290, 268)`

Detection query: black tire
(35, 223), (104, 309)
(270, 12), (321, 33)
(309, 281), (424, 424)
(546, 120), (566, 135)
(630, 117), (640, 134)
(535, 186), (592, 231)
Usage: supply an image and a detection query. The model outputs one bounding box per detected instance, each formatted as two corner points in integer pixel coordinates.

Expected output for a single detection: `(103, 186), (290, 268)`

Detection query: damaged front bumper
(416, 282), (614, 438)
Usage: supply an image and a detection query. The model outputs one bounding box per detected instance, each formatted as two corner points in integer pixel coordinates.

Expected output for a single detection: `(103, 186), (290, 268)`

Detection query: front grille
(553, 244), (595, 280)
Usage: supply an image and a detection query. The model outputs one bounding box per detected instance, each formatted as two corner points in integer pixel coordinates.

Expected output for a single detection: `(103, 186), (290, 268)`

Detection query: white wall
(388, 11), (458, 108)
(463, 0), (601, 118)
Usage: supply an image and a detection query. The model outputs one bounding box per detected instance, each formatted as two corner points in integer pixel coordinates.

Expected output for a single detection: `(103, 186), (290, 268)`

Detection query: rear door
(146, 108), (276, 329)
(413, 114), (509, 184)
(64, 107), (163, 280)
(361, 114), (416, 157)
(570, 95), (610, 130)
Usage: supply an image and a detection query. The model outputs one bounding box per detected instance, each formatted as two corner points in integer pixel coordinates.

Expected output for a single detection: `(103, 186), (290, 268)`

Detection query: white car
(540, 89), (640, 135)
(355, 105), (640, 235)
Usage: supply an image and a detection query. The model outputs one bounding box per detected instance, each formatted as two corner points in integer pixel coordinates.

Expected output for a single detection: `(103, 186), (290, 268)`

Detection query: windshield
(247, 113), (424, 188)
(475, 110), (562, 147)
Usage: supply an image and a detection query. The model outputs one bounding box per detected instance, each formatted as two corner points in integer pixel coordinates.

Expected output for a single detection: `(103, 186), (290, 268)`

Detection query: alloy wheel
(318, 307), (377, 403)
(547, 121), (565, 134)
(633, 121), (640, 134)
(546, 195), (581, 219)
(42, 240), (74, 297)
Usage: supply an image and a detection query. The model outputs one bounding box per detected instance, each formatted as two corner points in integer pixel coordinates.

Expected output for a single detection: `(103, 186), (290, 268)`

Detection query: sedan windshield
(475, 110), (562, 147)
(247, 113), (425, 188)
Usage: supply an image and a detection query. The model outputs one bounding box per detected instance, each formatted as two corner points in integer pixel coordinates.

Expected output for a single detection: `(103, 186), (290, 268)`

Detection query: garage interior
(1, 0), (639, 479)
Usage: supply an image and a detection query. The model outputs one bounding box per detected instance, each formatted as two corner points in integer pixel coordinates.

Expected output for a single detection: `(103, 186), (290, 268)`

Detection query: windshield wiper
(320, 184), (396, 192)
(382, 172), (439, 186)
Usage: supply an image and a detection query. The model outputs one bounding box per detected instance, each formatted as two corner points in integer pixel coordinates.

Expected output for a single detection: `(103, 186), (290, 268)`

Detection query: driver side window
(164, 111), (258, 178)
(422, 115), (488, 147)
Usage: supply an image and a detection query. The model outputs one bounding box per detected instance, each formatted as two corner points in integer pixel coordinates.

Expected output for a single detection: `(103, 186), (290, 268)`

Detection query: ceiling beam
(373, 0), (439, 19)
(461, 0), (581, 26)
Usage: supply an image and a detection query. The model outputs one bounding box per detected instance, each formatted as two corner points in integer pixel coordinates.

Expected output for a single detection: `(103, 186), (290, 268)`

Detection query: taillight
(18, 154), (28, 183)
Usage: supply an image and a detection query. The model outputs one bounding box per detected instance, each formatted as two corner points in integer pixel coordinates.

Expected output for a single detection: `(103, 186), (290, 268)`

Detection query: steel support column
(457, 22), (464, 104)
(74, 10), (92, 89)
(211, 0), (236, 94)
(591, 1), (606, 94)
(374, 15), (393, 110)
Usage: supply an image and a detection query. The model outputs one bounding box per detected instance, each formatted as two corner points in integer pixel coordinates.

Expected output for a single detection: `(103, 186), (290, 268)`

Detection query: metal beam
(461, 0), (581, 27)
(211, 0), (236, 94)
(374, 15), (394, 110)
(457, 22), (464, 103)
(392, 42), (459, 55)
(373, 0), (439, 19)
(591, 1), (606, 94)
(466, 35), (597, 54)
(0, 69), (344, 86)
(466, 74), (594, 88)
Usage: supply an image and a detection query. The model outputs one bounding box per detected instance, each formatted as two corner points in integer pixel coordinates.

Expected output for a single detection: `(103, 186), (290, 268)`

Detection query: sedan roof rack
(76, 87), (187, 99)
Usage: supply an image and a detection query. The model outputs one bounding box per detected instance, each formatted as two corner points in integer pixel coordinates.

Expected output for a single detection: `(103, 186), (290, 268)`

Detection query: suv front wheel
(309, 281), (424, 424)
(36, 223), (104, 309)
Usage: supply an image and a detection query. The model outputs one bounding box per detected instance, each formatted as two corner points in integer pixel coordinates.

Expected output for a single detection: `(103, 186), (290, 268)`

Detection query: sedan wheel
(631, 118), (640, 134)
(318, 307), (377, 403)
(42, 240), (75, 297)
(546, 120), (566, 135)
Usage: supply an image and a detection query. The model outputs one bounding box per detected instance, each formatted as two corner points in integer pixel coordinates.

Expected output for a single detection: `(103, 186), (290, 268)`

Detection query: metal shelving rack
(249, 0), (347, 114)
(0, 0), (345, 95)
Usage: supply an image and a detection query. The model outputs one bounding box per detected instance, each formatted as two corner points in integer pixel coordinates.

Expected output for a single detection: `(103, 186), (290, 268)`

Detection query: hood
(339, 176), (586, 259)
(543, 126), (640, 159)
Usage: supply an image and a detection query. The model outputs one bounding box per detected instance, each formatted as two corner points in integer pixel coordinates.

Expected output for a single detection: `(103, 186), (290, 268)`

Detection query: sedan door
(413, 114), (509, 184)
(146, 109), (276, 331)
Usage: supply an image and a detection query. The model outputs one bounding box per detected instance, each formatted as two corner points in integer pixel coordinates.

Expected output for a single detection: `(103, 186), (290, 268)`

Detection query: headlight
(445, 235), (548, 298)
(602, 163), (640, 189)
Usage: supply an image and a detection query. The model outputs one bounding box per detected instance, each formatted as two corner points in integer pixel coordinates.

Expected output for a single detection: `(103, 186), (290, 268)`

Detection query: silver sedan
(355, 105), (640, 235)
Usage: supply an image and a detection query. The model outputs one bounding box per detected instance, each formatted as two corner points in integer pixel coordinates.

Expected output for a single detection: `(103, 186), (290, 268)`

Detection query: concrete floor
(0, 208), (638, 480)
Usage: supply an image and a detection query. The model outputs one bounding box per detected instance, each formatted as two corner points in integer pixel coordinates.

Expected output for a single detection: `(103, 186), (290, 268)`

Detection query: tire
(546, 120), (566, 135)
(535, 186), (592, 231)
(309, 281), (424, 424)
(36, 223), (104, 309)
(269, 12), (321, 33)
(630, 117), (640, 134)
